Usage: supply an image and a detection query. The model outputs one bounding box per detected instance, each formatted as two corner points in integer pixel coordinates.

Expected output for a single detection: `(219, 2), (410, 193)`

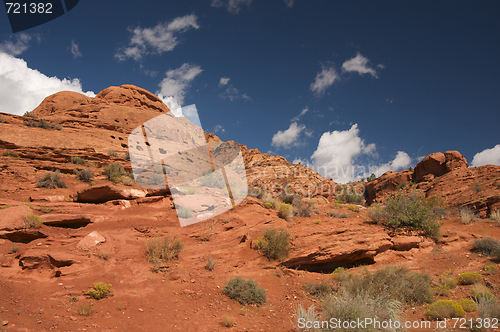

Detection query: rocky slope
(0, 85), (500, 331)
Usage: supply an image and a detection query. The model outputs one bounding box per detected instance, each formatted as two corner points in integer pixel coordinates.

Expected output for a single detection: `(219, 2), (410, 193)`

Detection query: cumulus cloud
(284, 0), (294, 7)
(0, 52), (95, 116)
(115, 14), (199, 61)
(156, 63), (202, 111)
(471, 144), (500, 167)
(341, 53), (379, 78)
(310, 64), (339, 97)
(219, 77), (230, 87)
(0, 33), (31, 56)
(310, 124), (411, 183)
(211, 0), (252, 14)
(70, 40), (82, 58)
(291, 107), (309, 122)
(213, 124), (225, 133)
(272, 122), (311, 149)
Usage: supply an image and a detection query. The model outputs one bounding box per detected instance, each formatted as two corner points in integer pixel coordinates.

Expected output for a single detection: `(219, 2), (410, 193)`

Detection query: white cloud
(213, 124), (225, 133)
(219, 77), (230, 87)
(310, 64), (339, 97)
(272, 122), (310, 149)
(0, 33), (31, 56)
(471, 144), (500, 167)
(292, 107), (309, 122)
(211, 0), (252, 14)
(70, 40), (82, 58)
(156, 63), (202, 111)
(0, 52), (95, 116)
(115, 14), (199, 61)
(341, 53), (378, 78)
(284, 0), (294, 7)
(310, 124), (410, 183)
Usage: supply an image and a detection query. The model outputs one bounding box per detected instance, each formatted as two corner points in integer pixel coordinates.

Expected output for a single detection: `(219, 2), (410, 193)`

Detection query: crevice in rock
(283, 257), (375, 274)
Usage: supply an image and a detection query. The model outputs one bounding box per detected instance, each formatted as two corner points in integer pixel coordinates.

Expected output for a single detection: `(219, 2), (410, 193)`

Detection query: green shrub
(458, 272), (483, 285)
(332, 202), (343, 209)
(327, 210), (352, 218)
(24, 119), (37, 127)
(484, 265), (499, 274)
(71, 156), (86, 165)
(278, 202), (293, 221)
(340, 265), (433, 305)
(322, 288), (403, 331)
(336, 189), (363, 204)
(331, 267), (348, 281)
(25, 213), (44, 228)
(303, 281), (334, 298)
(221, 314), (234, 327)
(384, 190), (441, 237)
(177, 206), (193, 219)
(264, 202), (272, 209)
(103, 162), (126, 181)
(222, 276), (267, 306)
(146, 236), (183, 265)
(460, 207), (478, 224)
(367, 204), (387, 223)
(2, 151), (20, 158)
(75, 169), (94, 183)
(314, 219), (321, 224)
(366, 173), (376, 182)
(347, 205), (360, 212)
(254, 236), (267, 253)
(473, 237), (500, 256)
(471, 285), (494, 300)
(259, 228), (291, 261)
(434, 284), (451, 297)
(457, 298), (477, 312)
(37, 118), (51, 129)
(23, 111), (37, 118)
(85, 282), (113, 300)
(424, 300), (466, 320)
(36, 170), (67, 189)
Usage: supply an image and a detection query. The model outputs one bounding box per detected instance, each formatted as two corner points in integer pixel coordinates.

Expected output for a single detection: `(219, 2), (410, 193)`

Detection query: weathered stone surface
(0, 230), (48, 243)
(77, 185), (146, 203)
(365, 170), (413, 205)
(19, 250), (75, 269)
(0, 205), (31, 231)
(29, 195), (66, 202)
(42, 214), (93, 228)
(77, 231), (106, 249)
(413, 150), (468, 183)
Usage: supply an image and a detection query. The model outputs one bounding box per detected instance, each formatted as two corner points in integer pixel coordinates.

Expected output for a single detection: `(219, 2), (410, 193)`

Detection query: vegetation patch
(205, 257), (216, 271)
(85, 282), (113, 300)
(327, 210), (352, 218)
(278, 202), (293, 221)
(484, 265), (499, 274)
(103, 162), (126, 183)
(490, 210), (500, 223)
(2, 151), (20, 158)
(473, 237), (500, 257)
(471, 284), (494, 300)
(25, 213), (44, 229)
(75, 169), (94, 183)
(36, 170), (67, 189)
(222, 276), (267, 306)
(77, 303), (94, 316)
(254, 228), (291, 261)
(457, 298), (477, 312)
(146, 236), (183, 266)
(71, 156), (86, 165)
(177, 206), (193, 219)
(458, 272), (483, 285)
(459, 207), (478, 224)
(424, 300), (466, 320)
(303, 281), (334, 298)
(221, 314), (234, 327)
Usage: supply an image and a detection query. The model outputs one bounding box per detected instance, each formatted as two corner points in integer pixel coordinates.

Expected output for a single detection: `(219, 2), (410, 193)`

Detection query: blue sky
(0, 0), (499, 183)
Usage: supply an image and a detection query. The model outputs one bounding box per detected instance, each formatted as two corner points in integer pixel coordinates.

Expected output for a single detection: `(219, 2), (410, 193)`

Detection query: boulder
(19, 250), (75, 269)
(0, 205), (32, 231)
(413, 151), (468, 183)
(77, 231), (106, 250)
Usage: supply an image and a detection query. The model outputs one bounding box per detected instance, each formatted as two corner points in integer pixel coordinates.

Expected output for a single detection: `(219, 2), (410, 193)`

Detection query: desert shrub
(97, 252), (109, 260)
(0, 205), (11, 210)
(38, 205), (53, 213)
(434, 284), (451, 297)
(54, 123), (62, 130)
(77, 303), (94, 316)
(366, 173), (376, 182)
(294, 199), (314, 217)
(332, 202), (343, 209)
(278, 202), (293, 221)
(36, 170), (67, 189)
(322, 288), (403, 332)
(261, 228), (291, 261)
(71, 156), (86, 165)
(314, 219), (321, 224)
(432, 206), (450, 219)
(178, 186), (201, 195)
(347, 205), (360, 212)
(103, 162), (125, 182)
(85, 282), (113, 300)
(121, 176), (134, 186)
(198, 220), (217, 241)
(177, 206), (193, 219)
(11, 245), (19, 253)
(264, 202), (272, 209)
(424, 300), (466, 320)
(146, 236), (183, 265)
(331, 267), (348, 281)
(384, 190), (441, 237)
(473, 237), (500, 256)
(484, 265), (499, 274)
(457, 298), (477, 312)
(23, 111), (37, 118)
(490, 210), (500, 222)
(460, 207), (478, 224)
(303, 281), (334, 298)
(107, 149), (118, 157)
(471, 285), (494, 300)
(221, 314), (234, 327)
(327, 210), (352, 218)
(75, 169), (94, 183)
(2, 151), (20, 158)
(0, 116), (4, 123)
(38, 118), (51, 129)
(222, 276), (267, 306)
(340, 265), (433, 305)
(367, 204), (387, 223)
(254, 236), (267, 253)
(25, 213), (44, 228)
(198, 171), (226, 189)
(336, 189), (363, 204)
(291, 303), (321, 332)
(475, 295), (500, 321)
(206, 257), (216, 271)
(458, 272), (483, 285)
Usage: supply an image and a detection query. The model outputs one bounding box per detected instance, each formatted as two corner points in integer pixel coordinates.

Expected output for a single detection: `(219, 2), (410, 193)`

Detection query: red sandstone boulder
(413, 151), (468, 183)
